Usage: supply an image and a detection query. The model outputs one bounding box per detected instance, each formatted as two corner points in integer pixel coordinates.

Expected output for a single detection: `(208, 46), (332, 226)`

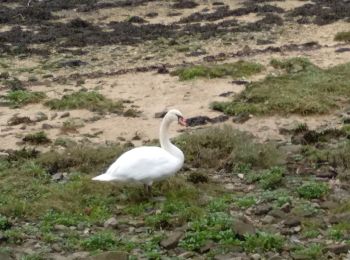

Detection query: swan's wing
(102, 146), (181, 183)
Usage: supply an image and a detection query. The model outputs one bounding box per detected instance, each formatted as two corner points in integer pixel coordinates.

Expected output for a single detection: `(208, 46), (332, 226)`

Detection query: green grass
(291, 244), (323, 260)
(45, 91), (123, 114)
(172, 60), (263, 80)
(212, 58), (350, 115)
(334, 31), (350, 42)
(3, 90), (46, 108)
(81, 231), (117, 251)
(297, 181), (329, 199)
(243, 232), (284, 253)
(259, 167), (284, 190)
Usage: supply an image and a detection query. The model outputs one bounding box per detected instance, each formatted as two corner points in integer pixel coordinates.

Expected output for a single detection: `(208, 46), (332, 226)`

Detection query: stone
(52, 172), (63, 182)
(280, 202), (291, 213)
(269, 209), (286, 219)
(51, 112), (58, 120)
(54, 224), (67, 231)
(251, 253), (261, 260)
(261, 215), (275, 224)
(178, 252), (195, 258)
(60, 112), (70, 118)
(128, 220), (145, 228)
(34, 112), (48, 122)
(0, 252), (12, 260)
(326, 244), (350, 254)
(160, 231), (183, 249)
(7, 115), (32, 126)
(284, 217), (301, 227)
(42, 123), (54, 129)
(51, 243), (62, 252)
(68, 252), (90, 260)
(87, 251), (128, 260)
(254, 204), (272, 215)
(232, 220), (256, 239)
(104, 217), (118, 229)
(199, 241), (215, 254)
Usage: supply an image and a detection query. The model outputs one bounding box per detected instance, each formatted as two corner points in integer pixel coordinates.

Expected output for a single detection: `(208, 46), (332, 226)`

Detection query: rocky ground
(1, 0), (350, 259)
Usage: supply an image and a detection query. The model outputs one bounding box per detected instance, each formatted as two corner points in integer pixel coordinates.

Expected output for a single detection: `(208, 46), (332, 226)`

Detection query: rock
(261, 215), (275, 224)
(52, 172), (63, 182)
(199, 241), (215, 254)
(251, 253), (261, 260)
(0, 152), (9, 159)
(104, 217), (118, 229)
(0, 252), (12, 260)
(51, 243), (62, 252)
(58, 60), (87, 68)
(231, 80), (250, 85)
(34, 112), (48, 122)
(232, 112), (252, 124)
(335, 47), (350, 53)
(210, 115), (229, 124)
(42, 123), (54, 129)
(280, 202), (291, 213)
(87, 251), (128, 260)
(68, 251), (90, 260)
(269, 209), (286, 219)
(254, 204), (272, 216)
(128, 220), (145, 228)
(326, 244), (350, 254)
(187, 116), (211, 127)
(160, 231), (183, 249)
(128, 16), (146, 23)
(214, 253), (246, 260)
(0, 232), (8, 242)
(60, 112), (70, 118)
(284, 217), (301, 227)
(54, 224), (67, 231)
(178, 252), (195, 258)
(329, 213), (350, 224)
(157, 65), (169, 74)
(232, 219), (256, 238)
(7, 115), (32, 126)
(51, 112), (58, 120)
(315, 168), (337, 179)
(154, 111), (167, 118)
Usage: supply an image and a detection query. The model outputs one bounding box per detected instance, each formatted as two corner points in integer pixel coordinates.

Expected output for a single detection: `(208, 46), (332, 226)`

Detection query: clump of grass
(23, 131), (51, 145)
(3, 77), (24, 91)
(212, 58), (350, 115)
(177, 126), (283, 170)
(0, 215), (11, 230)
(235, 195), (257, 209)
(334, 31), (350, 42)
(291, 244), (323, 260)
(270, 57), (314, 73)
(172, 60), (263, 80)
(61, 118), (84, 133)
(45, 91), (123, 114)
(259, 166), (284, 190)
(3, 90), (46, 107)
(81, 231), (116, 251)
(297, 181), (329, 199)
(243, 232), (284, 253)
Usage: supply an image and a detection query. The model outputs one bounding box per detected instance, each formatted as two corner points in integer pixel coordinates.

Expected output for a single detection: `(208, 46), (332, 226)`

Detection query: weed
(297, 181), (329, 199)
(23, 131), (51, 145)
(334, 31), (350, 42)
(61, 118), (84, 133)
(270, 57), (314, 73)
(259, 167), (284, 190)
(244, 232), (284, 253)
(0, 215), (11, 230)
(212, 59), (350, 115)
(3, 90), (46, 107)
(235, 196), (256, 209)
(81, 231), (116, 251)
(327, 222), (350, 240)
(45, 91), (123, 114)
(172, 61), (263, 80)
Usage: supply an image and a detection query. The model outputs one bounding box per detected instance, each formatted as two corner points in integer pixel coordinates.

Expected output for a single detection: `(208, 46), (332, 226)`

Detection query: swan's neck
(160, 118), (184, 163)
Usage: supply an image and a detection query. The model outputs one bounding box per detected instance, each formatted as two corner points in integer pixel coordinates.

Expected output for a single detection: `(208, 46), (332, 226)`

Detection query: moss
(4, 90), (46, 107)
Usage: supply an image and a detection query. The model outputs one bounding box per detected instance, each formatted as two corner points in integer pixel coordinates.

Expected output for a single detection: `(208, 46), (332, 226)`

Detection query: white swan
(92, 109), (187, 195)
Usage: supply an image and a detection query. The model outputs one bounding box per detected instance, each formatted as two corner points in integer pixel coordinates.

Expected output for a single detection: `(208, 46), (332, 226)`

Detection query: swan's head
(166, 109), (187, 126)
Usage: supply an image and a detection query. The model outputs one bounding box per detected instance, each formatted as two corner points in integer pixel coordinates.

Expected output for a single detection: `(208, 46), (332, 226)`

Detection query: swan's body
(92, 109), (187, 194)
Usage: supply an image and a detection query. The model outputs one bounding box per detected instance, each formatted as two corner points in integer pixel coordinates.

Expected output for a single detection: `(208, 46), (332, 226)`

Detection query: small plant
(297, 181), (329, 199)
(45, 91), (123, 114)
(4, 90), (46, 107)
(81, 231), (116, 251)
(0, 215), (11, 230)
(334, 31), (350, 42)
(61, 118), (84, 133)
(172, 61), (263, 80)
(235, 196), (256, 209)
(259, 167), (284, 190)
(243, 232), (284, 253)
(3, 77), (24, 91)
(23, 131), (51, 145)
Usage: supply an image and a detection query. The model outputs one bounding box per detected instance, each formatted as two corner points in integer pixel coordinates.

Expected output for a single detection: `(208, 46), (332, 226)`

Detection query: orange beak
(178, 117), (187, 127)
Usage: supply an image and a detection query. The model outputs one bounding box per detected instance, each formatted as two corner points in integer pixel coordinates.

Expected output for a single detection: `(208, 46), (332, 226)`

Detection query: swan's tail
(92, 173), (114, 181)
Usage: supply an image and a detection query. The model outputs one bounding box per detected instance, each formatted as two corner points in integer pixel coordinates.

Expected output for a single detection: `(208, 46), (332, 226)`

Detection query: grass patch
(45, 91), (123, 114)
(212, 58), (350, 115)
(3, 90), (46, 108)
(297, 181), (329, 199)
(23, 131), (51, 145)
(81, 231), (116, 251)
(243, 232), (284, 253)
(291, 244), (323, 260)
(334, 31), (350, 42)
(259, 167), (284, 190)
(172, 60), (263, 80)
(177, 125), (283, 170)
